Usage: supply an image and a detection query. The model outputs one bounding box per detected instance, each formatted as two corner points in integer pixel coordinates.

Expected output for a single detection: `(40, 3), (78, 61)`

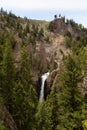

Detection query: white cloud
(0, 0), (87, 11)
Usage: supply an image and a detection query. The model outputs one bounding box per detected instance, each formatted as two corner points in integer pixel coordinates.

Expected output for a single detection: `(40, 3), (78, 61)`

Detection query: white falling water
(39, 72), (50, 102)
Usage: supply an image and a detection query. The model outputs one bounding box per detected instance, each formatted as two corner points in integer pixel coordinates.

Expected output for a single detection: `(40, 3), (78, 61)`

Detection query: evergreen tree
(56, 54), (84, 129)
(45, 85), (59, 130)
(38, 28), (44, 40)
(2, 40), (15, 109)
(12, 46), (38, 130)
(25, 22), (30, 34)
(36, 85), (59, 130)
(35, 101), (46, 130)
(0, 95), (6, 130)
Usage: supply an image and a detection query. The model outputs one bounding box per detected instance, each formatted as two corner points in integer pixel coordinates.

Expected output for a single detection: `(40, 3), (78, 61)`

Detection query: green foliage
(0, 123), (6, 130)
(38, 28), (44, 39)
(56, 52), (86, 129)
(35, 101), (46, 130)
(25, 23), (30, 34)
(45, 86), (59, 130)
(64, 36), (72, 48)
(0, 94), (6, 130)
(2, 40), (15, 109)
(12, 47), (38, 130)
(0, 8), (7, 15)
(0, 45), (3, 62)
(48, 22), (54, 32)
(0, 8), (87, 130)
(82, 120), (87, 130)
(64, 31), (71, 37)
(0, 33), (4, 45)
(66, 18), (84, 30)
(12, 82), (37, 130)
(44, 36), (50, 43)
(40, 48), (87, 130)
(65, 34), (87, 50)
(35, 86), (60, 130)
(6, 34), (16, 49)
(30, 24), (38, 39)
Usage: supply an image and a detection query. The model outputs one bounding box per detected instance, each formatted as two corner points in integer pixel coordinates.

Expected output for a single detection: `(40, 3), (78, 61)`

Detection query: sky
(0, 0), (87, 27)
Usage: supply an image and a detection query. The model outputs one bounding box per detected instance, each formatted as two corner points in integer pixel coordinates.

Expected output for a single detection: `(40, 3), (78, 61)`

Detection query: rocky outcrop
(81, 77), (87, 95)
(0, 106), (18, 130)
(50, 18), (85, 38)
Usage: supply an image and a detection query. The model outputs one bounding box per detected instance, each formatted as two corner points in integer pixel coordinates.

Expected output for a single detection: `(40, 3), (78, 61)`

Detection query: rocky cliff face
(49, 18), (86, 37)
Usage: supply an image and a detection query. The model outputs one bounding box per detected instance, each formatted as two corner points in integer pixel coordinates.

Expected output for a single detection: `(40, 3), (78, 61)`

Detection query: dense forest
(0, 8), (87, 130)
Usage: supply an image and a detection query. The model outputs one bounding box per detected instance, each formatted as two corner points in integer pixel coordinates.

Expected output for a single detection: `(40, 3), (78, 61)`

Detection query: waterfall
(39, 72), (50, 102)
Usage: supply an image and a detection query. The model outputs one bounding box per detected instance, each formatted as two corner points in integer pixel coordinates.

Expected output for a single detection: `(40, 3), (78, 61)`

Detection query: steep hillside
(0, 9), (87, 130)
(0, 10), (87, 65)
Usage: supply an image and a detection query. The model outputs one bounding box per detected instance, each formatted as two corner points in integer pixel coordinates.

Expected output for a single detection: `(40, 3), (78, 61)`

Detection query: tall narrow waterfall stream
(39, 72), (50, 102)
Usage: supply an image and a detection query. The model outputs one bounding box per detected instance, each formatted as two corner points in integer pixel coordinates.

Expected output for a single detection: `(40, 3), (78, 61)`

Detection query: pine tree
(0, 65), (4, 105)
(45, 85), (59, 130)
(35, 101), (46, 130)
(57, 54), (84, 129)
(2, 39), (15, 109)
(36, 85), (59, 130)
(12, 46), (38, 130)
